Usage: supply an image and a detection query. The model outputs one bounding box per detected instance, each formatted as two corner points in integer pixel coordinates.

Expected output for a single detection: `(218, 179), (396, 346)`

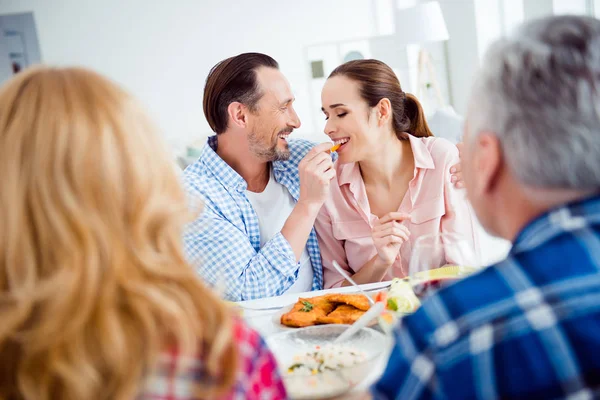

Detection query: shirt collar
(272, 159), (289, 173)
(199, 135), (300, 192)
(199, 135), (247, 191)
(512, 194), (600, 254)
(338, 162), (361, 187)
(408, 134), (435, 170)
(337, 135), (435, 187)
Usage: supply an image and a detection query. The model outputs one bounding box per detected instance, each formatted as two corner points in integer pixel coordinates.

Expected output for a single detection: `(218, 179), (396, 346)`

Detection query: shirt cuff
(260, 232), (300, 277)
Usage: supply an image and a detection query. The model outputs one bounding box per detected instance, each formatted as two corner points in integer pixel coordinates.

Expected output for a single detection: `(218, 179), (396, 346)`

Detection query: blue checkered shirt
(182, 136), (323, 301)
(373, 195), (600, 399)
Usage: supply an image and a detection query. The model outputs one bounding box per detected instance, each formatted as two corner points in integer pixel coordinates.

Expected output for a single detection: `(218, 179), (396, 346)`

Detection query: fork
(331, 260), (375, 306)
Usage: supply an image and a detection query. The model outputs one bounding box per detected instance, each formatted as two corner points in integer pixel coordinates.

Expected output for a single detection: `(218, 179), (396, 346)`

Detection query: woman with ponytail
(316, 59), (477, 288)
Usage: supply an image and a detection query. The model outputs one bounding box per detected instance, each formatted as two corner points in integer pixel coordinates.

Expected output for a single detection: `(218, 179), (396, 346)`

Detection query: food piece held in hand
(330, 143), (341, 152)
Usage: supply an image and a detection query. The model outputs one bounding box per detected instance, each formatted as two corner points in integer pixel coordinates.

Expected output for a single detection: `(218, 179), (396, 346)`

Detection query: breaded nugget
(280, 296), (336, 328)
(324, 293), (371, 311)
(316, 304), (366, 325)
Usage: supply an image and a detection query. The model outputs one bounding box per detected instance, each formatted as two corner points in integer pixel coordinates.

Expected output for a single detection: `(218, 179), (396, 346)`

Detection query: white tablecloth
(236, 281), (395, 393)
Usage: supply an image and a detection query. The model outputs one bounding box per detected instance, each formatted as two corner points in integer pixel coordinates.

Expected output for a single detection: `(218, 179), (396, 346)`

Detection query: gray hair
(467, 15), (600, 189)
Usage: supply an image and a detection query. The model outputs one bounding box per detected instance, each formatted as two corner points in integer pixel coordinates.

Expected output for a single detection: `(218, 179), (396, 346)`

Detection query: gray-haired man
(372, 15), (600, 399)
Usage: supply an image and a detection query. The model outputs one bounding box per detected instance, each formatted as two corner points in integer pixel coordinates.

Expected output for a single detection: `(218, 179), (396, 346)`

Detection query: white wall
(437, 0), (480, 115)
(474, 0), (503, 61)
(0, 0), (376, 151)
(523, 0), (553, 20)
(552, 0), (588, 16)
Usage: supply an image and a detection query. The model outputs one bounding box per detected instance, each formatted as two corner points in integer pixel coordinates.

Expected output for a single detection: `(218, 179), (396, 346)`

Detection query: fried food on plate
(323, 293), (371, 311)
(280, 293), (374, 328)
(280, 296), (335, 328)
(316, 304), (366, 325)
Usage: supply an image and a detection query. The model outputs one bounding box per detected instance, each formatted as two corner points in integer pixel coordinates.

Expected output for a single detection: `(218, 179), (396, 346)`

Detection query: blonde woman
(0, 67), (286, 400)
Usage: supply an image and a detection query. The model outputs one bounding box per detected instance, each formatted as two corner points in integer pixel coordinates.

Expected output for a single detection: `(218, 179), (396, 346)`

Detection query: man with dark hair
(184, 53), (334, 301)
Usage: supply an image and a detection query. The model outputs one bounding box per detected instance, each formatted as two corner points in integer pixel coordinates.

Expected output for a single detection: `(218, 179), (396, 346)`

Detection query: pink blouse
(315, 135), (479, 289)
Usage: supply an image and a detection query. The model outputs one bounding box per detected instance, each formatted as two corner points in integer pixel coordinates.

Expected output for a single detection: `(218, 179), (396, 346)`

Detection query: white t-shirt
(245, 169), (314, 293)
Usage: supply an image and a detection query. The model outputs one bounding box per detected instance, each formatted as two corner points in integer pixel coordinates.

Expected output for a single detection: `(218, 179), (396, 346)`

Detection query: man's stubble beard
(248, 130), (291, 162)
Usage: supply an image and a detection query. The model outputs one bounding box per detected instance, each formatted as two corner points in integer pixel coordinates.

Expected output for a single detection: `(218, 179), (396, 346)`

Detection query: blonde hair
(0, 67), (237, 400)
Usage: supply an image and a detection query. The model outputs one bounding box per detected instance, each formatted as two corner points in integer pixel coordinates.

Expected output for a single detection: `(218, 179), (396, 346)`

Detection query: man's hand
(372, 212), (411, 265)
(450, 142), (464, 188)
(297, 142), (336, 209)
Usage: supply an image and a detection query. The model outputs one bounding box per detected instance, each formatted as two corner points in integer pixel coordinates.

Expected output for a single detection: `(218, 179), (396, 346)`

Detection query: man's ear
(227, 102), (248, 129)
(475, 132), (503, 196)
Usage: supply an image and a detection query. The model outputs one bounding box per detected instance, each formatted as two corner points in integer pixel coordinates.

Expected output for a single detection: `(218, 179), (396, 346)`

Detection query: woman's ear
(376, 98), (392, 127)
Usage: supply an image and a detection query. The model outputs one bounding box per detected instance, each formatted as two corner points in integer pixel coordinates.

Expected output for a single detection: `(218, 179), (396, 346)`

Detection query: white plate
(274, 298), (380, 331)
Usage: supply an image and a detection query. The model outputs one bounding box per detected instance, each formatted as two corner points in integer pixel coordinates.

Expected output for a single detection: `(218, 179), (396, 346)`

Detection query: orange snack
(330, 143), (341, 152)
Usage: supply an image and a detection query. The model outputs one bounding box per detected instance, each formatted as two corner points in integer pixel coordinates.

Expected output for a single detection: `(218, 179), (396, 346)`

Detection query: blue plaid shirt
(373, 194), (600, 399)
(182, 136), (323, 301)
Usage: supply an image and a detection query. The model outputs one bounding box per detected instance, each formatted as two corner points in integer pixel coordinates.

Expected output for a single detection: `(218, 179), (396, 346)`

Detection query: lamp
(394, 1), (449, 108)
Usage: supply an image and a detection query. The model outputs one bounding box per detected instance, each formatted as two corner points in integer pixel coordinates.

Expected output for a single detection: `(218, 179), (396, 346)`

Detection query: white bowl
(266, 325), (387, 400)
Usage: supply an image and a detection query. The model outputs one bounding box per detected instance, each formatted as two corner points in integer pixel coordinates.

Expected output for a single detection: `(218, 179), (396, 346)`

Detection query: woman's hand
(372, 212), (411, 265)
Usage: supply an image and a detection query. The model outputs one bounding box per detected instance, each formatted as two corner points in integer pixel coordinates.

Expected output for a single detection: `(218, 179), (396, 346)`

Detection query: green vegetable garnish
(300, 301), (314, 312)
(288, 363), (304, 372)
(387, 298), (399, 311)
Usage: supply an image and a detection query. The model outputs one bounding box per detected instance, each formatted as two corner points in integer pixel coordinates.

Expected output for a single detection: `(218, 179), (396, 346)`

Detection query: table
(236, 281), (395, 393)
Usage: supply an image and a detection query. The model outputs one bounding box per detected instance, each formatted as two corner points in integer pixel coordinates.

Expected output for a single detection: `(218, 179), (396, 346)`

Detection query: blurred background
(2, 0), (598, 263)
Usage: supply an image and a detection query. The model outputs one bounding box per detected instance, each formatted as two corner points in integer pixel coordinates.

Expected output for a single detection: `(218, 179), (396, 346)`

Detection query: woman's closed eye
(324, 112), (348, 121)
